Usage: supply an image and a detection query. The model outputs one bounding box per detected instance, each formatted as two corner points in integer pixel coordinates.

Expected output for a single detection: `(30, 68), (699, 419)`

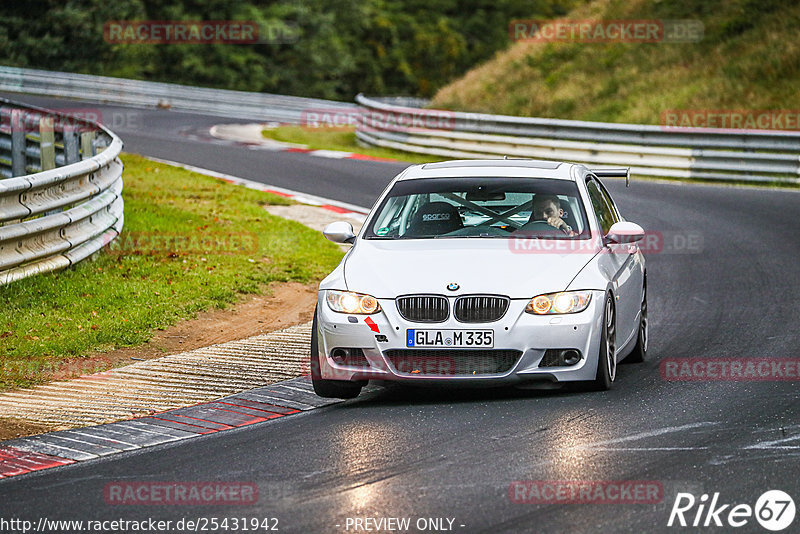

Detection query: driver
(530, 194), (574, 235)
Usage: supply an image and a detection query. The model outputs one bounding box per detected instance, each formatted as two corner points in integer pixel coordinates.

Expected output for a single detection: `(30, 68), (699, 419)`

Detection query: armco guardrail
(0, 66), (355, 123)
(355, 94), (800, 183)
(0, 97), (123, 285)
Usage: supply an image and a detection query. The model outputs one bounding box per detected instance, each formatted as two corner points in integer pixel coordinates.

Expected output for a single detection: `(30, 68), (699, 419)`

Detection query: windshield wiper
(431, 233), (509, 239)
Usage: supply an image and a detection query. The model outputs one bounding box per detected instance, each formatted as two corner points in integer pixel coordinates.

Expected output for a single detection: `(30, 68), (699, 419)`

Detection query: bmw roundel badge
(447, 282), (460, 291)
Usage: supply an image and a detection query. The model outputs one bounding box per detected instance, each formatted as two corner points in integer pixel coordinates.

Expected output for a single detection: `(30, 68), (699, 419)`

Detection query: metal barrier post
(10, 109), (26, 176)
(63, 124), (80, 164)
(39, 116), (56, 171)
(80, 131), (95, 159)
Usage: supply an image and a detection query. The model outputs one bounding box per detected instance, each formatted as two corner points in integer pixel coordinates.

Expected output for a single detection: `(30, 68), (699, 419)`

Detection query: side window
(596, 180), (621, 222)
(586, 180), (616, 234)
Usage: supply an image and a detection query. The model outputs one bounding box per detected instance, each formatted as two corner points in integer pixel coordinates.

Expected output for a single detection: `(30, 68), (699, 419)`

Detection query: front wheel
(584, 293), (616, 391)
(310, 307), (363, 399)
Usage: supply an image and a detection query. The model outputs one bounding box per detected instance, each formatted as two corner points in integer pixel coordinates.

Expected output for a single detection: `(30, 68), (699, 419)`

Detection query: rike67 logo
(668, 490), (795, 531)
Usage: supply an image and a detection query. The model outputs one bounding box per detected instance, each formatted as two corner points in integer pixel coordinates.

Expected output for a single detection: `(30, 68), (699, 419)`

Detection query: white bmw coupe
(312, 160), (647, 398)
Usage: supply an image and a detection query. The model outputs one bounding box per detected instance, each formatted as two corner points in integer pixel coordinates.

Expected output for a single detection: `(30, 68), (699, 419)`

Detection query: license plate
(406, 329), (494, 348)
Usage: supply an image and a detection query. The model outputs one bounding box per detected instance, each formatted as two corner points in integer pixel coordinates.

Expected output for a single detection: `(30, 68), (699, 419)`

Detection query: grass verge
(0, 153), (345, 390)
(262, 125), (442, 164)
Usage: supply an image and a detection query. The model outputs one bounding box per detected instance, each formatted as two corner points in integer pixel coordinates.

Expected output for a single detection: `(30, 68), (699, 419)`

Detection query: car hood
(344, 238), (599, 299)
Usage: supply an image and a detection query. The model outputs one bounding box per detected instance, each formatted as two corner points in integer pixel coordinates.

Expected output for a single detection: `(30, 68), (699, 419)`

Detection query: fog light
(540, 348), (583, 367)
(329, 348), (369, 367)
(562, 349), (581, 366)
(331, 348), (347, 363)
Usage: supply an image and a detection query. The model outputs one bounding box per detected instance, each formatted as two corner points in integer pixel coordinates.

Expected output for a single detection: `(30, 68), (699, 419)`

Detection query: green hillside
(430, 0), (800, 124)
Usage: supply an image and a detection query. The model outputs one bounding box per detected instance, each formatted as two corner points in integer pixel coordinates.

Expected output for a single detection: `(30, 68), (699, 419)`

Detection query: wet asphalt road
(1, 94), (799, 533)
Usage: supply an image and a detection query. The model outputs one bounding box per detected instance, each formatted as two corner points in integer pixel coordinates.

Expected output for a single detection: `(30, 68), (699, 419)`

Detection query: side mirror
(323, 221), (356, 244)
(605, 221), (644, 244)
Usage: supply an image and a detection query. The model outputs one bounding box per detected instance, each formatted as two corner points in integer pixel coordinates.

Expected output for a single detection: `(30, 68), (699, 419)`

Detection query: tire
(625, 279), (648, 364)
(584, 293), (617, 391)
(310, 307), (363, 399)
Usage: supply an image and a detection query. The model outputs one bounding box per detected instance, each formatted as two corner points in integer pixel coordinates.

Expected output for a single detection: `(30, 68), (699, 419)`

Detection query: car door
(586, 177), (642, 347)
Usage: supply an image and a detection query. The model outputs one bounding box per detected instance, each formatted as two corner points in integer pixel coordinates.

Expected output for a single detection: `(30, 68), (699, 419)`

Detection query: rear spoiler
(590, 168), (631, 187)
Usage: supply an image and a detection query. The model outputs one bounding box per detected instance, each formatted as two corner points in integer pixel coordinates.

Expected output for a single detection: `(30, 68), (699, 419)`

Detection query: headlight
(326, 290), (381, 314)
(525, 291), (592, 315)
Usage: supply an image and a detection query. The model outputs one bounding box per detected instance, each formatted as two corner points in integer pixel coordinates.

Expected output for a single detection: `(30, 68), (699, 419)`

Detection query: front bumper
(315, 291), (605, 386)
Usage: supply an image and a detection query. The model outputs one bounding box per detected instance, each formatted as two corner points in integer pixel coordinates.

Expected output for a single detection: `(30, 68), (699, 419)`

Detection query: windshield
(365, 177), (589, 240)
